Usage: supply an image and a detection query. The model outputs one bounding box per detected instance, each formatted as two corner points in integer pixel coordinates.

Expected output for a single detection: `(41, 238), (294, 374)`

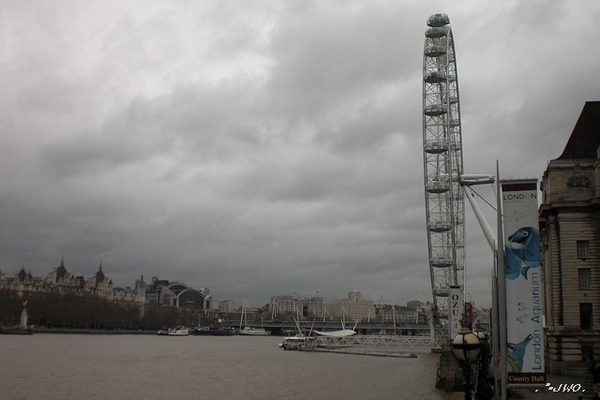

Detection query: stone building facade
(539, 101), (600, 375)
(0, 259), (209, 310)
(219, 299), (234, 314)
(375, 304), (426, 325)
(326, 290), (375, 323)
(269, 295), (323, 320)
(0, 258), (130, 299)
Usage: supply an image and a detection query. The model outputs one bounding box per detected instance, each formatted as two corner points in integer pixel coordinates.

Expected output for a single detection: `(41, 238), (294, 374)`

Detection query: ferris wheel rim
(421, 13), (466, 327)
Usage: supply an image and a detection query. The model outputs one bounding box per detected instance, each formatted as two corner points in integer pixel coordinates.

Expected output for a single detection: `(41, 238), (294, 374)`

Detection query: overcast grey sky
(2, 1), (599, 308)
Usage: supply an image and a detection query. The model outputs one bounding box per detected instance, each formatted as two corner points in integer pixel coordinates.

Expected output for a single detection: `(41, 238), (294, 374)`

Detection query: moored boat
(238, 300), (270, 336)
(168, 326), (190, 336)
(193, 326), (234, 336)
(158, 326), (190, 336)
(279, 334), (315, 350)
(238, 326), (270, 336)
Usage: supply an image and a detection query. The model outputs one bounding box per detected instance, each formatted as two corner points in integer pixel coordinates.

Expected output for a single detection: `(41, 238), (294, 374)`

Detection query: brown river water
(0, 334), (463, 400)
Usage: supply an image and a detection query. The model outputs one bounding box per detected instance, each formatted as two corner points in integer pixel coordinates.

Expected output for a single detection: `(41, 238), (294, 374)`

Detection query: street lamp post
(474, 328), (494, 400)
(451, 322), (481, 400)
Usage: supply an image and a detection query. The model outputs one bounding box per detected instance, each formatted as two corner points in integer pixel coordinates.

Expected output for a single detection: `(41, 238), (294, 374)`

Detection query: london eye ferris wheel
(422, 13), (465, 328)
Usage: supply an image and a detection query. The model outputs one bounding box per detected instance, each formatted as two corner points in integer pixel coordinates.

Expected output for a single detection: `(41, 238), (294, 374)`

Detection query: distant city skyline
(1, 259), (435, 308)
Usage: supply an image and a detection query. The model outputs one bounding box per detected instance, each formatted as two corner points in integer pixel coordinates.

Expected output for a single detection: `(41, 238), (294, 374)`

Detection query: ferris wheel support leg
(462, 185), (496, 252)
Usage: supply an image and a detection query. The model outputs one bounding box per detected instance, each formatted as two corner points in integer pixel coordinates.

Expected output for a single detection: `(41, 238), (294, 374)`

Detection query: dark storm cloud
(1, 1), (599, 307)
(267, 5), (409, 118)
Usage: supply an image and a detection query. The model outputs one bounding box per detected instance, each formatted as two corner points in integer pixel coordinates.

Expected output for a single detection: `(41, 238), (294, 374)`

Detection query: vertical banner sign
(449, 285), (463, 338)
(464, 302), (473, 329)
(501, 180), (545, 386)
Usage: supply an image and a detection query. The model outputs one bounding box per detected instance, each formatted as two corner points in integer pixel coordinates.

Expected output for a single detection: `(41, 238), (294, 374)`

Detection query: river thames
(0, 333), (465, 399)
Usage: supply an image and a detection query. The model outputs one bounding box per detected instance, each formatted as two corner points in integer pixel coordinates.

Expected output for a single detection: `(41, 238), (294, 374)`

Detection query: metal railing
(313, 334), (443, 350)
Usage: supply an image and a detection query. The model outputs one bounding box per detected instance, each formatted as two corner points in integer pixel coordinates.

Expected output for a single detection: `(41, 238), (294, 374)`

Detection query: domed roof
(56, 258), (68, 280)
(18, 266), (27, 281)
(178, 289), (205, 307)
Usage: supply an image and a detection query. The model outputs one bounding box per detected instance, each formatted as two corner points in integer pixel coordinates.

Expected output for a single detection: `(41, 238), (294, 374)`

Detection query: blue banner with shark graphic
(501, 180), (545, 387)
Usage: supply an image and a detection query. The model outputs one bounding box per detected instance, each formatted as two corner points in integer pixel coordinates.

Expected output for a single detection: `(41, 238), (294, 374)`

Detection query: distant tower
(20, 301), (28, 330)
(56, 257), (68, 282)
